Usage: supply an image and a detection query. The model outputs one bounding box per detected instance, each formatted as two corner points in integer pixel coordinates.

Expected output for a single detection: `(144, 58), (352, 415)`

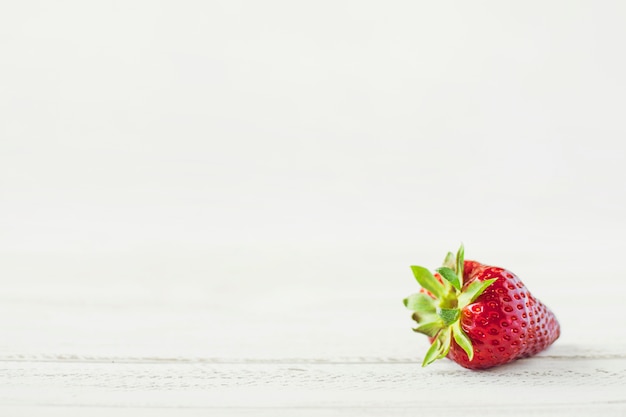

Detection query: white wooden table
(1, 249), (625, 416)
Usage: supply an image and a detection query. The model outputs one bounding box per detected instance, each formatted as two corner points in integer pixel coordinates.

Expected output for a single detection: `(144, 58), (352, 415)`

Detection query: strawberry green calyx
(403, 245), (496, 367)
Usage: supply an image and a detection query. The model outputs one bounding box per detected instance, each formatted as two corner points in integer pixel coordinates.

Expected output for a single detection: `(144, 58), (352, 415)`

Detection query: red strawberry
(403, 245), (560, 369)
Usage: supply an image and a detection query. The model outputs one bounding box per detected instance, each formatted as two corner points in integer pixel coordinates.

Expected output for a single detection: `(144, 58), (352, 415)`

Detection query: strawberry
(403, 245), (560, 369)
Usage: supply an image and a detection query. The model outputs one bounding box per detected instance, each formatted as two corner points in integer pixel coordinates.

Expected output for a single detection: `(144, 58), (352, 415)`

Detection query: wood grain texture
(1, 350), (625, 416)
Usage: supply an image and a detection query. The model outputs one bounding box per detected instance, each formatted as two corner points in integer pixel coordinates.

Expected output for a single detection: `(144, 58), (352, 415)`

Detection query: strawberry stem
(437, 308), (460, 325)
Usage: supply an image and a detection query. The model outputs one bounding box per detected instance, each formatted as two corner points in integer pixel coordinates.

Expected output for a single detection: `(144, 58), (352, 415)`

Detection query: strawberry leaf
(403, 293), (437, 313)
(436, 267), (461, 291)
(456, 244), (465, 286)
(411, 311), (442, 327)
(452, 322), (474, 360)
(437, 327), (452, 359)
(458, 278), (497, 307)
(410, 266), (446, 299)
(413, 320), (444, 337)
(442, 252), (456, 270)
(422, 335), (442, 367)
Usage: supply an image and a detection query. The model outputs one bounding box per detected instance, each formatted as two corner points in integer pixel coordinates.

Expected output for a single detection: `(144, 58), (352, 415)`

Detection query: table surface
(1, 249), (625, 416)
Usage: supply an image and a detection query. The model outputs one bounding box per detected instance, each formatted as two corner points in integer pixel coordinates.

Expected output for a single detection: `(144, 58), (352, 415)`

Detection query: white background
(1, 1), (626, 361)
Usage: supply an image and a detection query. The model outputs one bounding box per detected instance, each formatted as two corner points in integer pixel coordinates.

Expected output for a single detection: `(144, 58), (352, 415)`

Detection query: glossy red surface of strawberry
(448, 260), (560, 369)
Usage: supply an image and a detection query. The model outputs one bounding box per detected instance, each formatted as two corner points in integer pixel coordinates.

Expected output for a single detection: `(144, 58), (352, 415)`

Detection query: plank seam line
(0, 354), (624, 364)
(2, 400), (625, 410)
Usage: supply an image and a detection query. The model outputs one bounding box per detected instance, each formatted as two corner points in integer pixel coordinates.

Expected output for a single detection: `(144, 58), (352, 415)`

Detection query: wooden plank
(1, 353), (624, 415)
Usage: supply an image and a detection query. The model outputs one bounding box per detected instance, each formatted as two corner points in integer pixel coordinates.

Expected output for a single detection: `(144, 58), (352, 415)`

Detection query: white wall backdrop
(1, 1), (625, 358)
